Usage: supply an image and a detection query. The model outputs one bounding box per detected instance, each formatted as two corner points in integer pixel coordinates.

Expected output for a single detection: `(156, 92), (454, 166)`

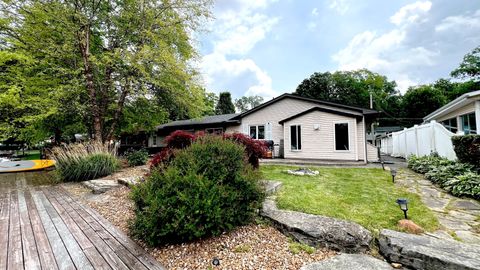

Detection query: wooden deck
(0, 172), (165, 270)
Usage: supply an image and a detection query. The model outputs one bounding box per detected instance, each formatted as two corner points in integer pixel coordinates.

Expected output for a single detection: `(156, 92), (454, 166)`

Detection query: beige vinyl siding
(225, 125), (241, 133)
(436, 103), (475, 122)
(283, 110), (359, 160)
(367, 143), (379, 162)
(356, 120), (365, 161)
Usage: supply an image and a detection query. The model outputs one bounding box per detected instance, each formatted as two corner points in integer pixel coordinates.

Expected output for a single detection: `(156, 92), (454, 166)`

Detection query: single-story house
(424, 90), (480, 135)
(146, 93), (380, 162)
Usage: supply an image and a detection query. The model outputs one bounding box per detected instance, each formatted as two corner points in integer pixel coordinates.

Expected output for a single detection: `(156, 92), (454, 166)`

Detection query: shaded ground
(395, 168), (480, 244)
(64, 182), (336, 270)
(0, 172), (164, 270)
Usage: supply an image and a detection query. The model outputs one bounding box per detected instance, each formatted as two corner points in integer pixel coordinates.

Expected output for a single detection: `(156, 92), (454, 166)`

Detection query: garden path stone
(81, 179), (120, 194)
(261, 198), (372, 253)
(261, 180), (282, 195)
(300, 254), (393, 270)
(396, 168), (480, 243)
(379, 229), (480, 270)
(117, 176), (142, 187)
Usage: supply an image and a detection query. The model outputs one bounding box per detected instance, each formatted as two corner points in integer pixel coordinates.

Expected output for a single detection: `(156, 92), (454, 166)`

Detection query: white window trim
(333, 121), (351, 152)
(290, 124), (302, 151)
(248, 124), (266, 140)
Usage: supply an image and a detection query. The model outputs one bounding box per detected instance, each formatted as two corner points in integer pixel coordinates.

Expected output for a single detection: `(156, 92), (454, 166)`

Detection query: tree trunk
(78, 24), (102, 141)
(106, 78), (130, 141)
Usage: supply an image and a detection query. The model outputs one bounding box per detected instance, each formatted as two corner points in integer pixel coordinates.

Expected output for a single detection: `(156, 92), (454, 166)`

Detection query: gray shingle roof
(156, 113), (240, 129)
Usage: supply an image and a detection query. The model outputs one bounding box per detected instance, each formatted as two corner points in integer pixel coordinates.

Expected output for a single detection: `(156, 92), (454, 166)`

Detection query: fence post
(414, 125), (419, 156)
(403, 128), (408, 158)
(430, 120), (436, 154)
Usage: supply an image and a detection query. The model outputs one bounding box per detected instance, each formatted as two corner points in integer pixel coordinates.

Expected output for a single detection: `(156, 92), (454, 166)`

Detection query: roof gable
(279, 107), (363, 124)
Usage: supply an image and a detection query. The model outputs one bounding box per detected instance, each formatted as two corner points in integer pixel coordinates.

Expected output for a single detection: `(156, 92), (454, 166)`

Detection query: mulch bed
(62, 166), (336, 269)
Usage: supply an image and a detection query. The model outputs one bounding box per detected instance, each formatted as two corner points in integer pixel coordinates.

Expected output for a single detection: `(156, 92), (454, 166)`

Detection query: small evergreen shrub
(125, 148), (149, 166)
(224, 133), (268, 168)
(131, 135), (265, 246)
(51, 142), (120, 182)
(452, 135), (480, 169)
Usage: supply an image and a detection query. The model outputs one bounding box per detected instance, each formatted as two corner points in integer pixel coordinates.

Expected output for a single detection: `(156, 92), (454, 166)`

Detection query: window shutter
(266, 122), (272, 140)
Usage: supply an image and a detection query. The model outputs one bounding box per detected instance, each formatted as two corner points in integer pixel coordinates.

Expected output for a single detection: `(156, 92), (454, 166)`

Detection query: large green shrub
(51, 142), (120, 182)
(125, 148), (149, 166)
(452, 135), (480, 169)
(131, 135), (265, 246)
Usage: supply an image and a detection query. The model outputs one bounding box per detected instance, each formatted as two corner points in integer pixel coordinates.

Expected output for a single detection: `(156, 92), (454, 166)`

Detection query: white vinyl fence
(380, 121), (457, 160)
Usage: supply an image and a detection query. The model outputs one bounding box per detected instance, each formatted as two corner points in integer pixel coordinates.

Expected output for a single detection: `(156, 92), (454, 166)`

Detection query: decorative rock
(391, 262), (402, 269)
(286, 168), (319, 176)
(260, 180), (282, 195)
(117, 176), (143, 188)
(398, 219), (424, 234)
(82, 179), (120, 194)
(261, 199), (372, 253)
(379, 229), (480, 270)
(300, 254), (393, 270)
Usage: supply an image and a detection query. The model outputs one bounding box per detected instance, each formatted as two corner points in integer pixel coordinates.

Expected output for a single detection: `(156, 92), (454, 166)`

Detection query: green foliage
(51, 143), (120, 182)
(131, 135), (265, 246)
(234, 95), (264, 113)
(288, 240), (315, 255)
(202, 91), (218, 116)
(408, 154), (480, 199)
(0, 0), (212, 141)
(451, 46), (480, 81)
(444, 172), (480, 199)
(125, 148), (149, 167)
(452, 135), (480, 169)
(401, 85), (447, 123)
(215, 92), (236, 114)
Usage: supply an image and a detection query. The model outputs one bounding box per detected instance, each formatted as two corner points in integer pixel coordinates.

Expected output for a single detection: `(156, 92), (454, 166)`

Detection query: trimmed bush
(224, 133), (268, 168)
(452, 135), (480, 169)
(51, 142), (120, 182)
(125, 148), (149, 166)
(131, 135), (265, 246)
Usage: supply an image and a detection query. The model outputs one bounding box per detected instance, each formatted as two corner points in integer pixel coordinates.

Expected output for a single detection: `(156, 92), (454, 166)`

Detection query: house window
(152, 134), (157, 146)
(249, 125), (265, 139)
(290, 125), (301, 150)
(461, 113), (477, 134)
(206, 128), (223, 135)
(335, 123), (349, 151)
(441, 117), (458, 133)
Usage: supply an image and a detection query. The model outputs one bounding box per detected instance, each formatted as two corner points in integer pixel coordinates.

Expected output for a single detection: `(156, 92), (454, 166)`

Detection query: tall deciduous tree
(234, 95), (264, 113)
(401, 85), (447, 123)
(451, 46), (480, 81)
(215, 92), (235, 114)
(0, 0), (212, 142)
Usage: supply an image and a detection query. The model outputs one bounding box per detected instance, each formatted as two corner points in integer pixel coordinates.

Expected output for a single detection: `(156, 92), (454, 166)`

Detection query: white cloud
(307, 21), (317, 30)
(390, 1), (432, 26)
(311, 8), (319, 16)
(435, 9), (480, 32)
(200, 0), (279, 98)
(333, 1), (442, 92)
(329, 0), (349, 15)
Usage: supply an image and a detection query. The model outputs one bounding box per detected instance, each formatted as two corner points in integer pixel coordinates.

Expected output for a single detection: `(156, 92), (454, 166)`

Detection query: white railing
(380, 121), (457, 160)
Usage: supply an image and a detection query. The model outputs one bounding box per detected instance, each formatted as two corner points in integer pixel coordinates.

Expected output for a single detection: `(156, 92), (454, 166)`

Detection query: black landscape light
(381, 161), (385, 170)
(391, 169), (397, 183)
(212, 257), (220, 267)
(396, 198), (409, 219)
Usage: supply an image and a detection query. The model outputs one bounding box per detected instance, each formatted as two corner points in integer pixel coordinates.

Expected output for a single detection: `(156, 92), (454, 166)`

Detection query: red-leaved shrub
(224, 133), (268, 168)
(165, 130), (195, 149)
(150, 148), (174, 170)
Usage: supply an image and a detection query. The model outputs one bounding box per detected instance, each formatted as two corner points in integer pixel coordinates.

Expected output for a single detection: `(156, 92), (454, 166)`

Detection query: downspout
(363, 116), (368, 164)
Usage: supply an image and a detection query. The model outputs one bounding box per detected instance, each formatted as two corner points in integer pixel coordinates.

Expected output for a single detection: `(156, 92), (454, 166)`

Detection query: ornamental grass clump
(131, 135), (265, 246)
(51, 142), (120, 182)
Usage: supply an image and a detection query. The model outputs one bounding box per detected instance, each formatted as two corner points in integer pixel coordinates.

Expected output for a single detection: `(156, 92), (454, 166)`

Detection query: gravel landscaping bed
(62, 182), (336, 269)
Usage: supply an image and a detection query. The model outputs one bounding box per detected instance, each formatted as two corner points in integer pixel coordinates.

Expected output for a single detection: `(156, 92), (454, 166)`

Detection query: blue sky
(198, 0), (480, 99)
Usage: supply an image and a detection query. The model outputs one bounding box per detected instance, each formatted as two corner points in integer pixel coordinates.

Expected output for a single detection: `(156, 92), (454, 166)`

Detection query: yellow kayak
(0, 160), (56, 173)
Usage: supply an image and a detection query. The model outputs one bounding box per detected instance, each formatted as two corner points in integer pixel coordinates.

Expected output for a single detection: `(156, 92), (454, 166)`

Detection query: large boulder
(261, 199), (372, 253)
(379, 229), (480, 270)
(300, 254), (393, 270)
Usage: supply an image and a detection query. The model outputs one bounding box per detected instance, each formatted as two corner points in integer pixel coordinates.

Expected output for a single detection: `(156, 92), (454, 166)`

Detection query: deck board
(0, 172), (165, 270)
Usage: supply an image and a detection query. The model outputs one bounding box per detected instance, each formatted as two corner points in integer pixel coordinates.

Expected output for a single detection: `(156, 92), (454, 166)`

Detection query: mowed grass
(261, 165), (439, 235)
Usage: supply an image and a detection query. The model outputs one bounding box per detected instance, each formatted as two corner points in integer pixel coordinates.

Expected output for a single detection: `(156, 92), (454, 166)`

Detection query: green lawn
(20, 150), (41, 160)
(261, 165), (439, 235)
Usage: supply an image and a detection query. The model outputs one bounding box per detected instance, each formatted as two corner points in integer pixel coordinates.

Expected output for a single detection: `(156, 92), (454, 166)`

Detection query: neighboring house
(424, 90), (480, 135)
(147, 94), (380, 162)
